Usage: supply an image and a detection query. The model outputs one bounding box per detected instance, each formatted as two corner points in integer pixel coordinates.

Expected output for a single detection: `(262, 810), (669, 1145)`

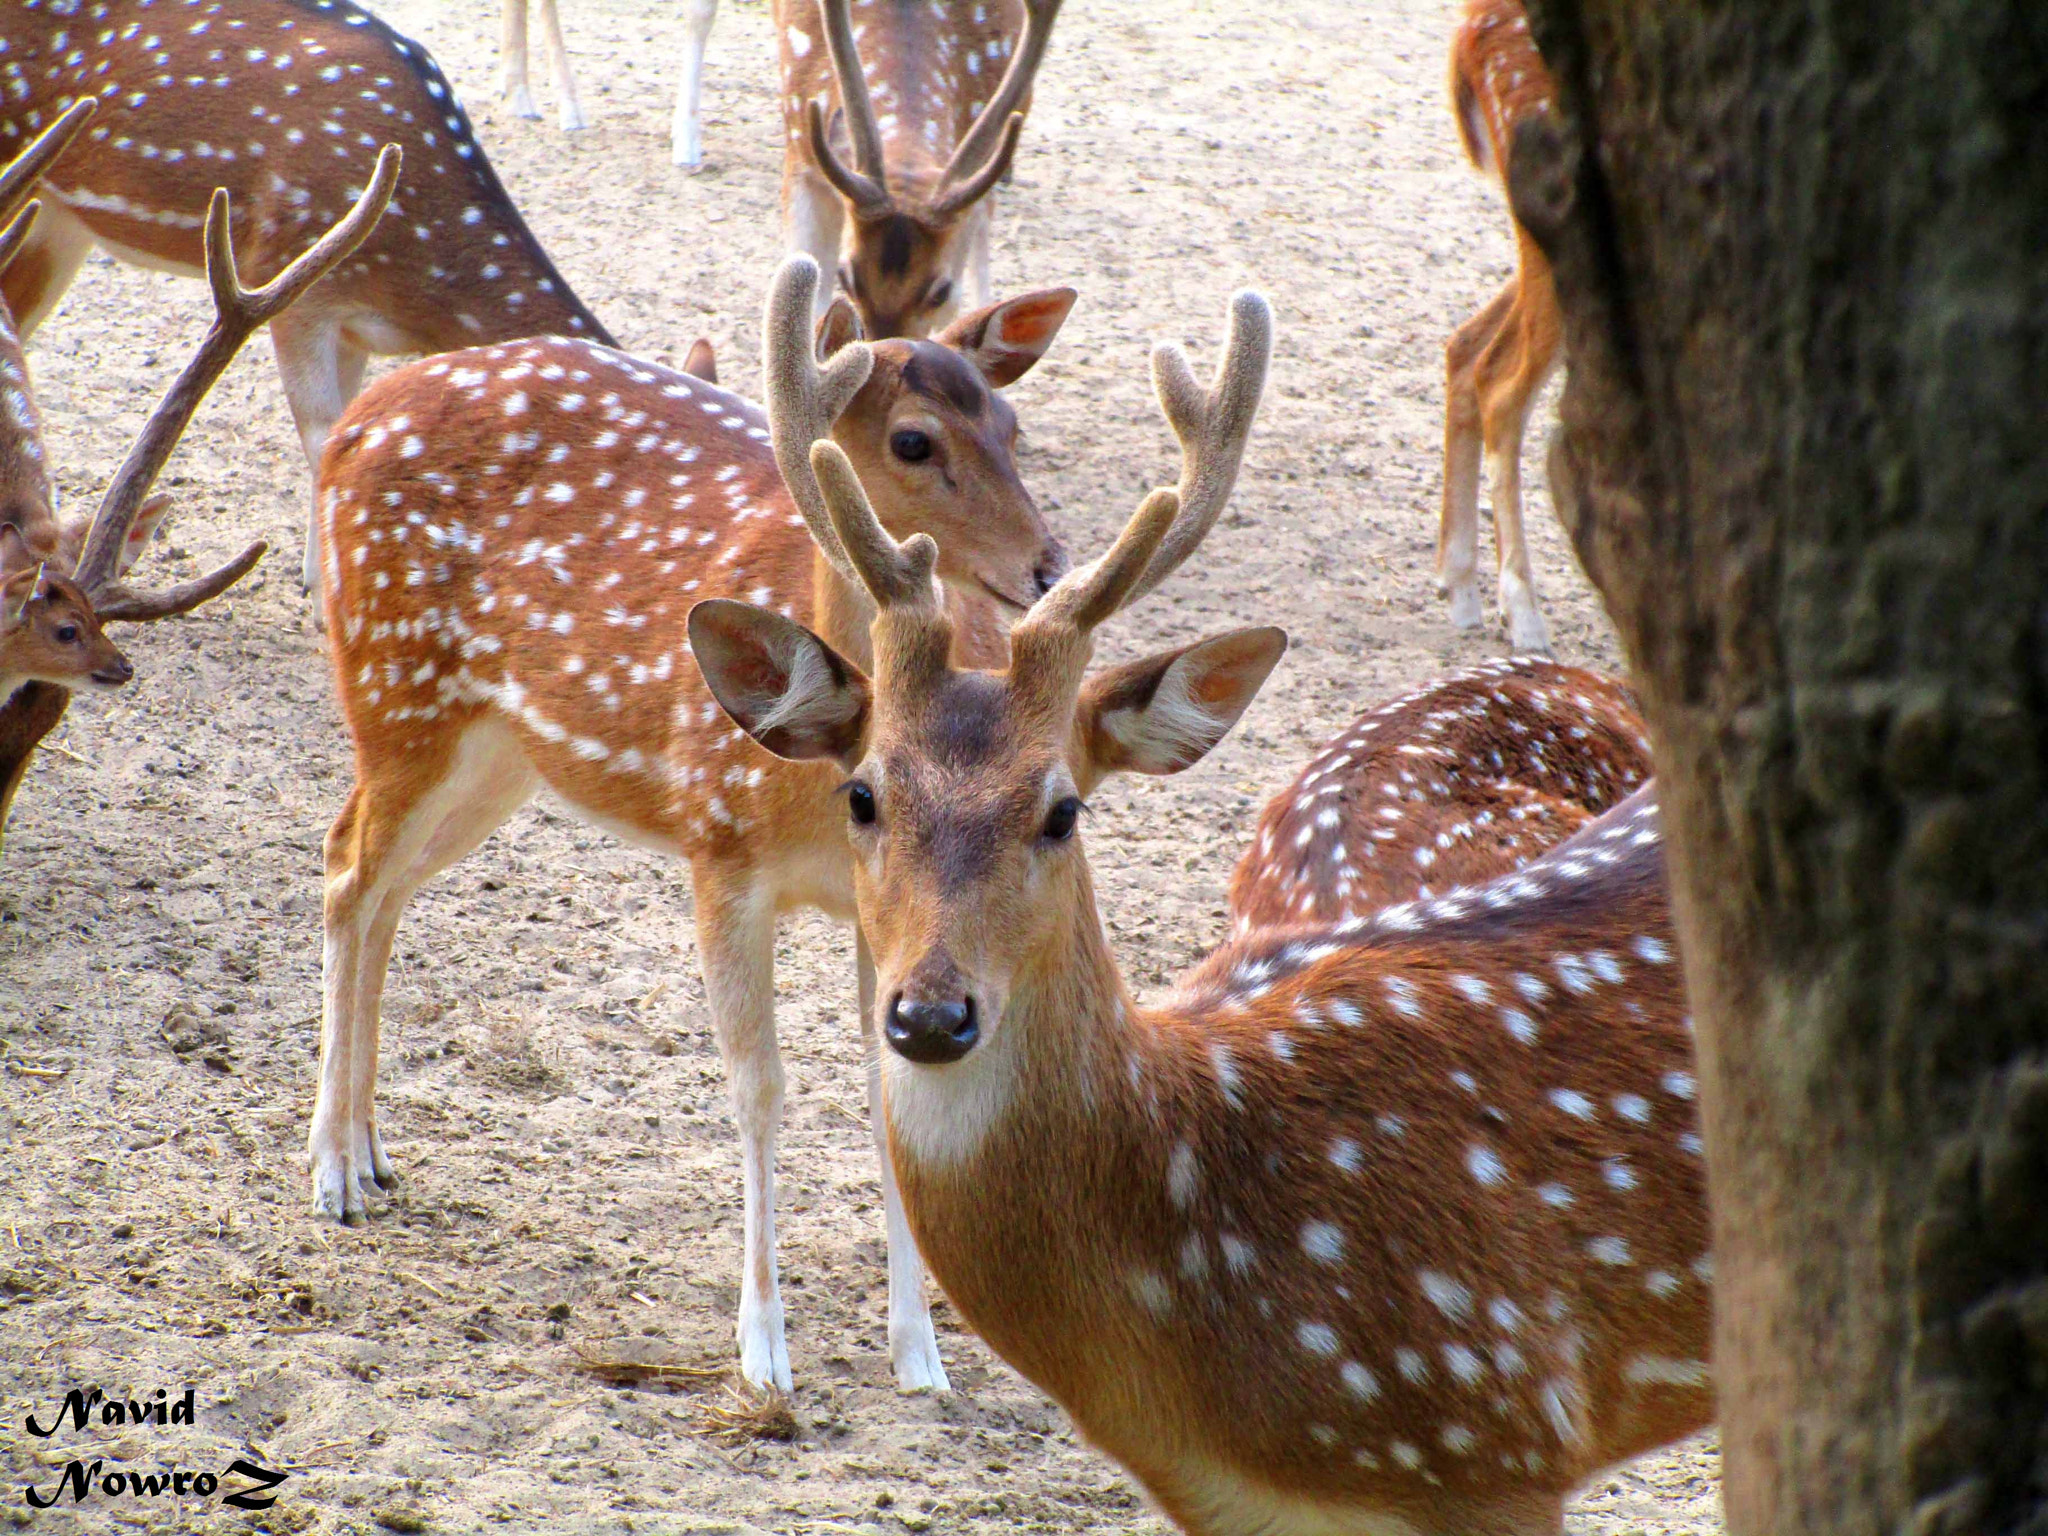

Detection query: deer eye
(890, 428), (932, 464)
(924, 278), (953, 311)
(847, 782), (878, 826)
(1041, 796), (1083, 843)
(53, 624), (78, 644)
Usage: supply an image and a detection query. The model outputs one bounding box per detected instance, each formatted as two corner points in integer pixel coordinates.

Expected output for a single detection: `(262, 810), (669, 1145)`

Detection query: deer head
(806, 0), (1061, 337)
(0, 555), (131, 699)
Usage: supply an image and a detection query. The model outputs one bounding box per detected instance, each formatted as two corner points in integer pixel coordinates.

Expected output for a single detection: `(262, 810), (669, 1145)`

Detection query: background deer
(500, 0), (722, 168)
(693, 419), (1708, 1536)
(310, 260), (1265, 1394)
(0, 116), (397, 848)
(781, 0), (1061, 336)
(0, 560), (133, 705)
(0, 0), (614, 597)
(1229, 656), (1650, 931)
(1438, 0), (1562, 654)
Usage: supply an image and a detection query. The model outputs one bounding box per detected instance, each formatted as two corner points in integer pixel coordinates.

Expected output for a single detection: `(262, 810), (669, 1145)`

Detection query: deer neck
(882, 861), (1168, 1398)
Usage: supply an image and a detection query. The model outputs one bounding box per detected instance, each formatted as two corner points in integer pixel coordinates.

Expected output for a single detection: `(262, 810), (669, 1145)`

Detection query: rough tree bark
(1511, 3), (2048, 1532)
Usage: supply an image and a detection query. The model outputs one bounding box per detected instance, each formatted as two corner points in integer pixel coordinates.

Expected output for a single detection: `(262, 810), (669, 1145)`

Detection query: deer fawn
(1438, 0), (1563, 654)
(501, 0), (722, 168)
(1230, 657), (1650, 931)
(0, 111), (397, 846)
(781, 0), (1061, 336)
(0, 0), (613, 597)
(691, 363), (1710, 1533)
(310, 259), (1262, 1393)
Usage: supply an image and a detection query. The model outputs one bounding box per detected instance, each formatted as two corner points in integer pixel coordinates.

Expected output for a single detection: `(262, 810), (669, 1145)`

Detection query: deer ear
(112, 492), (173, 579)
(1, 562), (40, 627)
(1079, 626), (1286, 781)
(815, 296), (864, 362)
(689, 599), (871, 766)
(682, 337), (718, 385)
(937, 287), (1076, 387)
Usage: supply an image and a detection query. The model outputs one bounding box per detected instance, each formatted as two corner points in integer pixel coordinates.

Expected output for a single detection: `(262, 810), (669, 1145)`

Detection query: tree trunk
(1511, 3), (2048, 1531)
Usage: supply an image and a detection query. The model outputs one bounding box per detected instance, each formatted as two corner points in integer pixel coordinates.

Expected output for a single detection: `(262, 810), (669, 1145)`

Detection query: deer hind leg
(671, 0), (719, 168)
(313, 720), (537, 1222)
(1479, 240), (1563, 656)
(1, 196), (95, 341)
(784, 173), (846, 321)
(271, 311), (369, 602)
(501, 0), (540, 118)
(535, 0), (587, 131)
(858, 931), (950, 1391)
(694, 864), (794, 1391)
(1439, 280), (1515, 632)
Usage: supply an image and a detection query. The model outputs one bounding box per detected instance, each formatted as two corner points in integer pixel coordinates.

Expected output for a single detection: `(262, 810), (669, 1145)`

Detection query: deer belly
(1160, 1458), (1427, 1536)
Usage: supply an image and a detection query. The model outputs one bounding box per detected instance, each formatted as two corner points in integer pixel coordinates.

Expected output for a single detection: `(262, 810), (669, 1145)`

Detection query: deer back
(0, 0), (610, 349)
(1449, 0), (1554, 183)
(1230, 657), (1652, 929)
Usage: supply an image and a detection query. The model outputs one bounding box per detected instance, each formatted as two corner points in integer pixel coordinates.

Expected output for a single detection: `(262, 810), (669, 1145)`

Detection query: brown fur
(1438, 0), (1566, 652)
(1229, 657), (1651, 930)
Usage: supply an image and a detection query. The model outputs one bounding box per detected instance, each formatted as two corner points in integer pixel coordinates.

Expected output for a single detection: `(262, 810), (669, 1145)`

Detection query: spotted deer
(781, 0), (1061, 336)
(0, 0), (615, 596)
(1438, 0), (1563, 654)
(500, 0), (722, 168)
(691, 410), (1709, 1534)
(0, 119), (398, 848)
(1230, 658), (1650, 932)
(310, 260), (1262, 1393)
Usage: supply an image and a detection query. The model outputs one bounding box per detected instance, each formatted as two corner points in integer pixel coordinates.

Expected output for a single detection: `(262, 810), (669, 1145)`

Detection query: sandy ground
(0, 0), (1721, 1531)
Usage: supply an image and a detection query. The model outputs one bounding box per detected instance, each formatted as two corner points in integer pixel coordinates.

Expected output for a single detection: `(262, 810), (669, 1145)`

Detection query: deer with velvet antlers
(1437, 0), (1564, 654)
(781, 0), (1061, 336)
(0, 106), (398, 847)
(0, 0), (612, 597)
(308, 256), (1264, 1393)
(690, 376), (1710, 1532)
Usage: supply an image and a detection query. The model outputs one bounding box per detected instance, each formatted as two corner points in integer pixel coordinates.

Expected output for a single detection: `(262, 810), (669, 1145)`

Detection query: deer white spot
(1613, 1093), (1651, 1122)
(1466, 1146), (1507, 1186)
(1340, 1361), (1378, 1400)
(1633, 934), (1673, 963)
(1418, 1271), (1473, 1322)
(1395, 1348), (1429, 1384)
(1645, 1269), (1680, 1298)
(1548, 1088), (1594, 1119)
(1295, 1321), (1340, 1357)
(1127, 1269), (1172, 1317)
(1623, 1355), (1709, 1387)
(1587, 1236), (1633, 1265)
(1390, 1439), (1423, 1471)
(1536, 1181), (1574, 1208)
(1219, 1234), (1256, 1276)
(1602, 1157), (1638, 1191)
(1450, 973), (1491, 1005)
(1662, 1070), (1696, 1099)
(1166, 1140), (1199, 1210)
(1300, 1222), (1344, 1265)
(503, 391), (529, 416)
(1328, 1137), (1362, 1174)
(1440, 1424), (1477, 1454)
(1499, 1007), (1538, 1045)
(1488, 1297), (1525, 1333)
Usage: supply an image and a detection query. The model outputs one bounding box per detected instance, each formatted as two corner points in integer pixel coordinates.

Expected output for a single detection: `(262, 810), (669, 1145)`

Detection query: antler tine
(809, 440), (939, 613)
(90, 540), (269, 623)
(1116, 288), (1273, 611)
(1021, 487), (1179, 639)
(940, 0), (1062, 201)
(0, 98), (95, 235)
(804, 100), (890, 217)
(930, 114), (1023, 219)
(762, 256), (876, 586)
(817, 0), (887, 185)
(71, 145), (400, 598)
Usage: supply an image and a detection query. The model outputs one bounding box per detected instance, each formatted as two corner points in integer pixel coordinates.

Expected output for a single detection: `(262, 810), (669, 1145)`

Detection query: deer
(0, 132), (401, 851)
(307, 258), (1264, 1394)
(1229, 657), (1651, 932)
(1437, 0), (1563, 655)
(500, 0), (722, 169)
(688, 401), (1709, 1534)
(0, 0), (615, 599)
(780, 0), (1062, 337)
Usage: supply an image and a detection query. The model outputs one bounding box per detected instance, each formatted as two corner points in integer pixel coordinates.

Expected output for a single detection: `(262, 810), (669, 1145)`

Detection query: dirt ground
(0, 0), (1722, 1531)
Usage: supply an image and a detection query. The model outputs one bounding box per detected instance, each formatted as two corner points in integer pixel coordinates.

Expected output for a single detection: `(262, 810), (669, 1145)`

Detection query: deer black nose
(885, 993), (979, 1065)
(93, 658), (133, 686)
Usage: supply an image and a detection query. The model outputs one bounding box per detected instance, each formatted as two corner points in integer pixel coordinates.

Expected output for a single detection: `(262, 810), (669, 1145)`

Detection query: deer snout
(1033, 538), (1070, 597)
(885, 990), (979, 1065)
(91, 654), (134, 687)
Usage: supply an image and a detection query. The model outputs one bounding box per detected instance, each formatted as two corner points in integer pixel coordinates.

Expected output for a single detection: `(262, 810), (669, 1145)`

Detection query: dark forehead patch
(913, 670), (1012, 767)
(876, 213), (921, 277)
(901, 344), (988, 415)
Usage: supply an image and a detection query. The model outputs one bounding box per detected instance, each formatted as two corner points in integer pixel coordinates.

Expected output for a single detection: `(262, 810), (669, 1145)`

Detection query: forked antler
(810, 0), (890, 215)
(1119, 289), (1272, 611)
(937, 0), (1062, 212)
(762, 257), (876, 586)
(69, 144), (401, 613)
